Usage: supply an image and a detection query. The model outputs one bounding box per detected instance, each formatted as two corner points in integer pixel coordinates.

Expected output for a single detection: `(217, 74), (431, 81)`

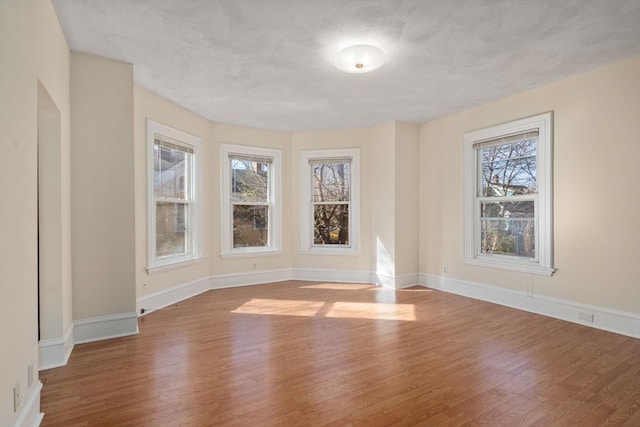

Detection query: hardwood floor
(40, 281), (640, 426)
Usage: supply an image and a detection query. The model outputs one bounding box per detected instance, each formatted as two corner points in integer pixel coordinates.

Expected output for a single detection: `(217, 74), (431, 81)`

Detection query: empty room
(1, 0), (639, 426)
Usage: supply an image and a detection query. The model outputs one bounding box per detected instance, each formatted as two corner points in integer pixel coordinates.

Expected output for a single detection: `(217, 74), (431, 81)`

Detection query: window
(221, 144), (281, 256)
(147, 120), (201, 270)
(463, 112), (553, 276)
(300, 149), (360, 254)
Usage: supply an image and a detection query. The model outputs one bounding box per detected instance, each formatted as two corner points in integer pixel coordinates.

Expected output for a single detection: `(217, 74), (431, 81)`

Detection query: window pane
(156, 202), (188, 257)
(312, 162), (350, 202)
(231, 158), (269, 203)
(233, 205), (269, 247)
(481, 137), (536, 197)
(480, 200), (535, 258)
(313, 203), (349, 245)
(480, 200), (534, 219)
(154, 144), (190, 199)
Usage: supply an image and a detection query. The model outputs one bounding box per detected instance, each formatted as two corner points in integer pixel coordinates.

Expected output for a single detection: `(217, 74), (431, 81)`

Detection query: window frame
(146, 119), (202, 272)
(220, 144), (281, 257)
(463, 112), (554, 276)
(300, 148), (360, 255)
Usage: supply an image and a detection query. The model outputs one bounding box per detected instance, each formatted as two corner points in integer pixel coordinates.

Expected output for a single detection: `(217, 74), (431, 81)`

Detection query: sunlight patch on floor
(232, 299), (324, 316)
(299, 283), (374, 290)
(326, 302), (416, 321)
(232, 299), (416, 321)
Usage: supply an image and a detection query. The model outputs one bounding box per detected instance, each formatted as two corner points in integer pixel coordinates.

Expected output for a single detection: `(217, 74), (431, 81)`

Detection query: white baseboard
(137, 276), (210, 316)
(38, 324), (74, 370)
(136, 268), (381, 314)
(11, 380), (43, 427)
(293, 268), (372, 283)
(73, 312), (139, 344)
(210, 268), (293, 289)
(374, 272), (420, 289)
(396, 273), (421, 289)
(421, 273), (640, 339)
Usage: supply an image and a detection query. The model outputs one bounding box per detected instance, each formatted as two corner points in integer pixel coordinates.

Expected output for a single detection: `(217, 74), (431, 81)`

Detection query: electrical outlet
(13, 382), (20, 412)
(27, 363), (33, 387)
(443, 266), (448, 273)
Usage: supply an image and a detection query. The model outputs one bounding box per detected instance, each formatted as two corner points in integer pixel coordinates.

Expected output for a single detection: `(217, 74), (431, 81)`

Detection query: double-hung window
(300, 149), (360, 254)
(221, 144), (281, 256)
(147, 120), (201, 270)
(463, 112), (553, 276)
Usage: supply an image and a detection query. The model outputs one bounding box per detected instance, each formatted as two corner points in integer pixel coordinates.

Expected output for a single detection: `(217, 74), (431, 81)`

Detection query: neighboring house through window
(147, 119), (201, 271)
(300, 148), (360, 254)
(220, 144), (281, 256)
(463, 112), (554, 275)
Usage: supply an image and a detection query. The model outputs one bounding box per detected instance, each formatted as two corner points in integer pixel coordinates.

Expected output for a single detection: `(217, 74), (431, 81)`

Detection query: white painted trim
(420, 273), (640, 339)
(461, 258), (554, 276)
(146, 119), (203, 271)
(38, 324), (74, 370)
(374, 272), (396, 289)
(395, 273), (420, 289)
(146, 256), (205, 275)
(73, 312), (139, 344)
(219, 250), (283, 259)
(11, 380), (43, 427)
(137, 276), (211, 316)
(373, 272), (420, 289)
(210, 268), (293, 289)
(293, 268), (372, 284)
(463, 112), (554, 275)
(298, 249), (362, 256)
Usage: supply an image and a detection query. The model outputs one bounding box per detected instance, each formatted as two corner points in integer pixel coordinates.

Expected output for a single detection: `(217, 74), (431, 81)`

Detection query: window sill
(220, 249), (282, 259)
(146, 256), (205, 275)
(300, 248), (361, 256)
(461, 257), (555, 276)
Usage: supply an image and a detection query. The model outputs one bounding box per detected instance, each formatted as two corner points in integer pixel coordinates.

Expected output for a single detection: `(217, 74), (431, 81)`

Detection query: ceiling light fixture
(334, 44), (386, 74)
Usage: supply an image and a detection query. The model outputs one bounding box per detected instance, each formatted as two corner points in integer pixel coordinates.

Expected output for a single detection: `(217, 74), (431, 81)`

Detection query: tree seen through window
(312, 161), (350, 245)
(479, 133), (537, 257)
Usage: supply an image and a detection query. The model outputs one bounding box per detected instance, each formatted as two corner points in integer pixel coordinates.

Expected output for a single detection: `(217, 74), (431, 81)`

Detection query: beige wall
(210, 122), (293, 275)
(37, 83), (65, 340)
(0, 0), (70, 424)
(371, 121), (420, 282)
(70, 52), (136, 319)
(291, 128), (374, 272)
(372, 122), (397, 278)
(394, 122), (419, 277)
(419, 56), (640, 314)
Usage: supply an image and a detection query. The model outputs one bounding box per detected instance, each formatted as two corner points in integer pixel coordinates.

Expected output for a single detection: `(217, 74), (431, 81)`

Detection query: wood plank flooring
(40, 281), (640, 426)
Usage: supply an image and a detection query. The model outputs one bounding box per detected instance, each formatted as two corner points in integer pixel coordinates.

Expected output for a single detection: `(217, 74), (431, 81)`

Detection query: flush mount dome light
(334, 44), (386, 74)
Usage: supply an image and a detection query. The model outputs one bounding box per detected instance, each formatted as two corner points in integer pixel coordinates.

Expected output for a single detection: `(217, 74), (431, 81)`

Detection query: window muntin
(147, 120), (201, 270)
(221, 145), (281, 256)
(300, 149), (360, 254)
(463, 113), (553, 276)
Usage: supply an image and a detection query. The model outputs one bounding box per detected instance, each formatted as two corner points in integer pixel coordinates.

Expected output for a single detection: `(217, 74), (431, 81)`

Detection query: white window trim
(146, 119), (202, 272)
(300, 148), (360, 255)
(220, 144), (281, 257)
(462, 112), (554, 276)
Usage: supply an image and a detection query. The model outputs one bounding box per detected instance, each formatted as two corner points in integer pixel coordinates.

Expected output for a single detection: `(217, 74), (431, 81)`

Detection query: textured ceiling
(52, 0), (640, 132)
